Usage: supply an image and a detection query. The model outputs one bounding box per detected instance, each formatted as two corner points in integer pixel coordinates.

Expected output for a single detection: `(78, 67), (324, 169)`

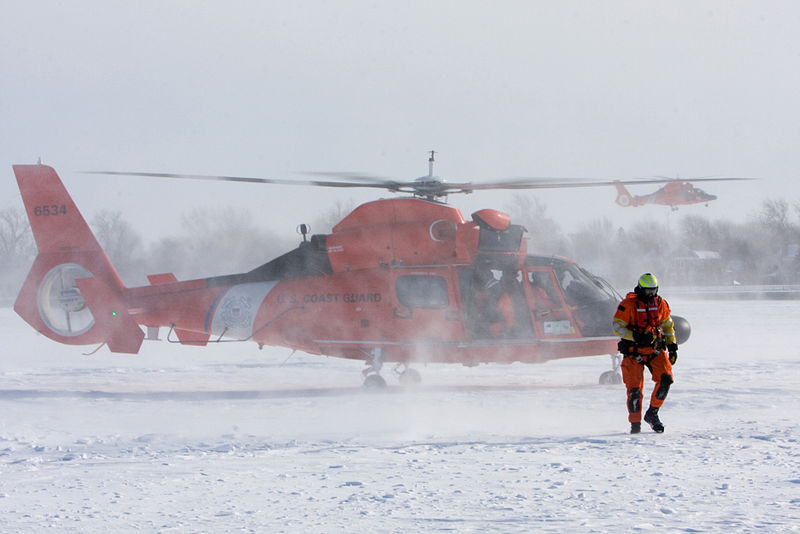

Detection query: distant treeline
(505, 196), (800, 290)
(2, 196), (799, 303)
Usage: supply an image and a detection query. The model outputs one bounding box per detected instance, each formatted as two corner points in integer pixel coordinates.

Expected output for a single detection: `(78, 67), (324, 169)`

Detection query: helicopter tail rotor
(13, 164), (144, 353)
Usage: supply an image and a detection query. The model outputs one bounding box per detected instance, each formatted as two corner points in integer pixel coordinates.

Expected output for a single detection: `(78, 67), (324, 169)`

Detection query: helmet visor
(639, 286), (658, 298)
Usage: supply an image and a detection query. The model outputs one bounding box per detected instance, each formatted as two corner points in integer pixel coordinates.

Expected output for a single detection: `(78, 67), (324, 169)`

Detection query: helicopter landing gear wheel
(599, 370), (622, 385)
(363, 373), (387, 388)
(400, 368), (422, 385)
(363, 348), (387, 388)
(394, 364), (422, 386)
(599, 354), (622, 385)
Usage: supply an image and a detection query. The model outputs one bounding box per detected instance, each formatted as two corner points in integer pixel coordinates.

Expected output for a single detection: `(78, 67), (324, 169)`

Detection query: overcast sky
(2, 1), (799, 243)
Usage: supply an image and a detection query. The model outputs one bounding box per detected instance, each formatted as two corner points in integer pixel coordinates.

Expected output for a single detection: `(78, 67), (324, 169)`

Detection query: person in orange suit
(612, 273), (678, 434)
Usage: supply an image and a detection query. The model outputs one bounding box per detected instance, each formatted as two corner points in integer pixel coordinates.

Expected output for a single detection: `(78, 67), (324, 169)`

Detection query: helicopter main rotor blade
(85, 170), (462, 195)
(82, 170), (403, 191)
(468, 176), (758, 191)
(642, 176), (756, 184)
(83, 170), (756, 199)
(454, 178), (607, 191)
(303, 171), (401, 184)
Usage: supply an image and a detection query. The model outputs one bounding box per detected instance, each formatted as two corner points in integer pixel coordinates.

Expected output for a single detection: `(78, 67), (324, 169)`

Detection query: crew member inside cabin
(467, 267), (497, 337)
(489, 269), (515, 337)
(528, 272), (557, 317)
(466, 266), (531, 339)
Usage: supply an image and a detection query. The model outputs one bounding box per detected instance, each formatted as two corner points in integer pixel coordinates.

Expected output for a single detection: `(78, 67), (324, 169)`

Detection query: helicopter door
(391, 268), (462, 343)
(523, 267), (579, 338)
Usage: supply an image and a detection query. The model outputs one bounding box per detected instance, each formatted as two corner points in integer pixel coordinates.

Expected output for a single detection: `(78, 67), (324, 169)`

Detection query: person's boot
(644, 407), (664, 433)
(630, 422), (641, 434)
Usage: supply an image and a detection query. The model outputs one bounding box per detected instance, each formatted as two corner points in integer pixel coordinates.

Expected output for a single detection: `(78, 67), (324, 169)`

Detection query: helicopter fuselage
(117, 197), (621, 364)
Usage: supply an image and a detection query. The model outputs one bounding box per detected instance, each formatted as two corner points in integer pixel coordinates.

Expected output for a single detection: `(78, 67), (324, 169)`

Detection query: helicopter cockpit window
(556, 264), (611, 306)
(578, 266), (620, 301)
(395, 275), (449, 309)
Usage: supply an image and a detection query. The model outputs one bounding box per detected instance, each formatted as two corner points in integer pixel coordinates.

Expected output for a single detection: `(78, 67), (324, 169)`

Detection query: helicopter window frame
(576, 266), (621, 301)
(395, 274), (450, 310)
(555, 264), (613, 306)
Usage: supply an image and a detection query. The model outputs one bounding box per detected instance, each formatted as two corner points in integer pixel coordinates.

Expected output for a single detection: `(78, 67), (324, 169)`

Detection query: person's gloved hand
(633, 330), (654, 346)
(667, 343), (678, 365)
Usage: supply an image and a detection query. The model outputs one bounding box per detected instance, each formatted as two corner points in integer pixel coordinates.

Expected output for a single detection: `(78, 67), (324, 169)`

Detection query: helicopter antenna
(428, 150), (436, 178)
(297, 223), (310, 242)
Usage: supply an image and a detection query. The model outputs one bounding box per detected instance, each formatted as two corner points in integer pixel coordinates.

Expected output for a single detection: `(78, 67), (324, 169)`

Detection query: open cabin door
(457, 263), (534, 340)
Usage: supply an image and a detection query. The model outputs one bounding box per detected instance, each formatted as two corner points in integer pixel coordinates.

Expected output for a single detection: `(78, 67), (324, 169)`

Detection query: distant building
(668, 248), (723, 285)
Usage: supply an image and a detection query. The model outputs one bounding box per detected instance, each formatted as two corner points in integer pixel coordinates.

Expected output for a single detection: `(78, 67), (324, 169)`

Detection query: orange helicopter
(530, 176), (751, 211)
(612, 178), (752, 210)
(11, 154), (691, 387)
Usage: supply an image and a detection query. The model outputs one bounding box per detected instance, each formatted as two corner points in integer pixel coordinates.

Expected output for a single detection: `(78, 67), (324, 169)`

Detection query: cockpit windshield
(555, 263), (613, 306)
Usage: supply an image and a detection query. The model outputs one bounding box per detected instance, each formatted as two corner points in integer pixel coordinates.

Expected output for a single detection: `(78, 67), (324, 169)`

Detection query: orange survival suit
(612, 291), (676, 424)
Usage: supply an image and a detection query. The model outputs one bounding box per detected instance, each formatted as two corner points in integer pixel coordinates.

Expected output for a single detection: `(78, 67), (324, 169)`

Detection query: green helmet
(636, 273), (658, 298)
(637, 273), (658, 289)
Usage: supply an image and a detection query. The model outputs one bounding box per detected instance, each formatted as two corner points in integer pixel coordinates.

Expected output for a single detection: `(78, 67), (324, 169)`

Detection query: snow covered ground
(0, 297), (798, 533)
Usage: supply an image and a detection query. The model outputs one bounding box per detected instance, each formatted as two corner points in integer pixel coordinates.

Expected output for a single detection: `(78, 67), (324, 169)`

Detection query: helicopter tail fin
(613, 181), (635, 207)
(12, 164), (144, 353)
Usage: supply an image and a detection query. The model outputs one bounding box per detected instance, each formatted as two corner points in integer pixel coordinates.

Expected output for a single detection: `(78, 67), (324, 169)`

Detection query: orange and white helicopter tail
(12, 164), (144, 353)
(613, 181), (635, 207)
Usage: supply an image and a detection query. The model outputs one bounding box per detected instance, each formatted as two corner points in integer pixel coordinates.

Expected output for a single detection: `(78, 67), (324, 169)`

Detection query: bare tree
(759, 199), (791, 234)
(751, 199), (800, 282)
(569, 218), (614, 261)
(148, 206), (293, 280)
(567, 217), (635, 284)
(91, 210), (144, 284)
(0, 206), (35, 302)
(680, 215), (718, 251)
(504, 194), (571, 256)
(0, 206), (34, 261)
(312, 198), (357, 234)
